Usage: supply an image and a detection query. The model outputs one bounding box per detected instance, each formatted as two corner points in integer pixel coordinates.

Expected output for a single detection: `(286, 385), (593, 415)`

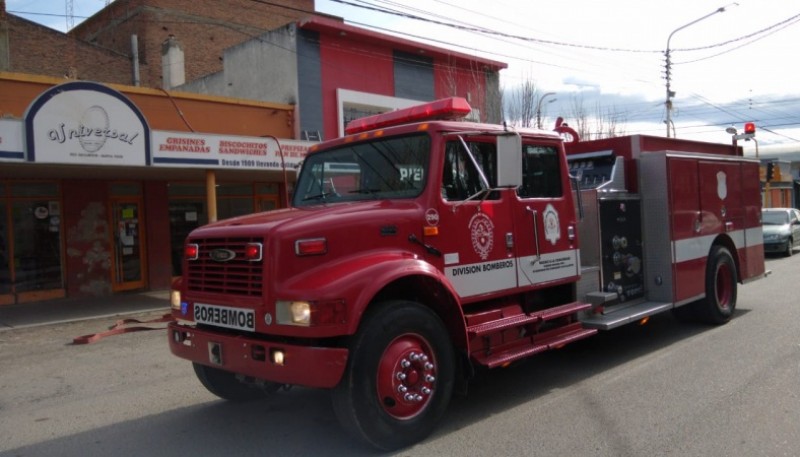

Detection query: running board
(472, 323), (597, 368)
(467, 301), (592, 338)
(580, 300), (673, 330)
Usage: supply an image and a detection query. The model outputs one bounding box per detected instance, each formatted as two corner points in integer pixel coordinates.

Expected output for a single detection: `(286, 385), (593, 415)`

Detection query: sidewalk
(0, 290), (170, 330)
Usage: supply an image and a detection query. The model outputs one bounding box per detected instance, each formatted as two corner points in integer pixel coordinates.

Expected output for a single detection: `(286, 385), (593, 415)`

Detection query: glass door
(110, 198), (146, 291)
(11, 197), (65, 302)
(0, 201), (12, 305)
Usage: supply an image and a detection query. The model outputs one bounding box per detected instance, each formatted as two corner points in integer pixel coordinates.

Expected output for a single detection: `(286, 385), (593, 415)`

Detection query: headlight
(276, 300), (311, 326)
(764, 233), (786, 242)
(170, 289), (182, 310)
(275, 299), (347, 326)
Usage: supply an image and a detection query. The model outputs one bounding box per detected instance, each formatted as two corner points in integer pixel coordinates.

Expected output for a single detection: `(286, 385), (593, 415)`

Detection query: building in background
(758, 144), (800, 208)
(1, 0), (315, 87)
(177, 15), (506, 141)
(0, 74), (298, 305)
(0, 1), (507, 306)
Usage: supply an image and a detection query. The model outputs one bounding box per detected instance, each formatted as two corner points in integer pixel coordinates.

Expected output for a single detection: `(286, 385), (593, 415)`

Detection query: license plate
(194, 303), (255, 332)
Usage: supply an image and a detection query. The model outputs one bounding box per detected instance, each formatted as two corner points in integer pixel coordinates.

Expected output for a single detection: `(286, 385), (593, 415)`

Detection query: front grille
(187, 237), (264, 296)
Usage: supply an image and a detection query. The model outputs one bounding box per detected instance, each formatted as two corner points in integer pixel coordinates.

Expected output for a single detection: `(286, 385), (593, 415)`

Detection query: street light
(536, 92), (557, 129)
(664, 3), (737, 138)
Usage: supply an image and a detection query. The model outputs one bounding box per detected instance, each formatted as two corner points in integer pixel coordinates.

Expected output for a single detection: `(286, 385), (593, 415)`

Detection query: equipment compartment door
(598, 198), (644, 302)
(698, 161), (744, 236)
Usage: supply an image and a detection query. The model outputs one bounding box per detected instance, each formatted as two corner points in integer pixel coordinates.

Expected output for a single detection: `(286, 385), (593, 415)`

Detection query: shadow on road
(4, 309), (752, 456)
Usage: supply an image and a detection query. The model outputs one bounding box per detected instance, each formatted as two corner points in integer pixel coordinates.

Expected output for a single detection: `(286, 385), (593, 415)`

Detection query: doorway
(110, 198), (147, 291)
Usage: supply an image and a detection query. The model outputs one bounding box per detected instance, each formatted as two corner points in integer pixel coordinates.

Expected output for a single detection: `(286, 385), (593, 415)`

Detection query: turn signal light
(185, 244), (199, 260)
(244, 243), (263, 261)
(295, 238), (327, 256)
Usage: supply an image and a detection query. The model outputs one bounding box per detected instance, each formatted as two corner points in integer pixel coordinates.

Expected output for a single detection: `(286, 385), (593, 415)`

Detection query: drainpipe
(131, 34), (140, 86)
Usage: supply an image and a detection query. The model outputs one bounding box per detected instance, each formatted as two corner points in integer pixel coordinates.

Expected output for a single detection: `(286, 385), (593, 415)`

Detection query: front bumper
(763, 240), (789, 253)
(168, 322), (349, 389)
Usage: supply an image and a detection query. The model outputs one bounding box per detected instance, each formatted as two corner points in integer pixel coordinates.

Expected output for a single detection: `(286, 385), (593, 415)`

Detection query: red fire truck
(167, 97), (765, 450)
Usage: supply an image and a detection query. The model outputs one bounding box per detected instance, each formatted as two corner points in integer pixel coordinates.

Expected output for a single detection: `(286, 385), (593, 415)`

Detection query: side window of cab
(517, 145), (562, 199)
(441, 140), (499, 201)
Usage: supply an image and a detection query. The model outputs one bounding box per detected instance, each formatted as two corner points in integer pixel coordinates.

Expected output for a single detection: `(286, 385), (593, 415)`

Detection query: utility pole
(664, 4), (736, 137)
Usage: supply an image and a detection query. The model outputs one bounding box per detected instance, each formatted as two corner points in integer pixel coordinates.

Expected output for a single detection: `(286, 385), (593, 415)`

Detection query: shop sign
(24, 81), (150, 166)
(0, 119), (25, 161)
(151, 131), (312, 170)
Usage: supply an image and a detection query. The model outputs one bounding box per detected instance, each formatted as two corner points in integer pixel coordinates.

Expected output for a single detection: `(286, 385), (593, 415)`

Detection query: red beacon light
(345, 97), (472, 135)
(744, 122), (756, 136)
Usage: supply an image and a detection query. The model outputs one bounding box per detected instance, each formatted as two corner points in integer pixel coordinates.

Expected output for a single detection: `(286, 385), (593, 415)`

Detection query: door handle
(526, 206), (541, 264)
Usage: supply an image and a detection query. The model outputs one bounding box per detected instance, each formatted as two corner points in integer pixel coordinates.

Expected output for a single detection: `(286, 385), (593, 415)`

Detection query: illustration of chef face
(79, 105), (109, 152)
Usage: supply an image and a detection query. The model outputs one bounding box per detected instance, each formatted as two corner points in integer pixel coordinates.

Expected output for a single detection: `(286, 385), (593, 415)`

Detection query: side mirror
(496, 133), (522, 188)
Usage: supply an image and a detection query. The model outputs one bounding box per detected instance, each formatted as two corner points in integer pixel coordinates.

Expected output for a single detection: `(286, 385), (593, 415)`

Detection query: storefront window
(169, 200), (207, 276)
(11, 194), (63, 293)
(0, 201), (10, 295)
(110, 183), (143, 196)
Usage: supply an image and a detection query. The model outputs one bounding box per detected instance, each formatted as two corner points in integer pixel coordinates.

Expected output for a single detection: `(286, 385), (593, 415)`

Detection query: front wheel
(698, 245), (738, 325)
(785, 238), (794, 257)
(332, 301), (455, 451)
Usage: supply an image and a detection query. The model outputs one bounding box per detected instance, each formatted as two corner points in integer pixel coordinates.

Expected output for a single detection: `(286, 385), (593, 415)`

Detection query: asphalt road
(1, 253), (798, 456)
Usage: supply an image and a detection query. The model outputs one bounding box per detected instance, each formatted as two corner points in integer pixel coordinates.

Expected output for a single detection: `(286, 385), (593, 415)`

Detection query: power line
(330, 0), (661, 53)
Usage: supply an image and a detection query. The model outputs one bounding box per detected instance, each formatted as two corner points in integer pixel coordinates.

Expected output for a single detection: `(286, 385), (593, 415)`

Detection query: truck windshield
(293, 133), (430, 207)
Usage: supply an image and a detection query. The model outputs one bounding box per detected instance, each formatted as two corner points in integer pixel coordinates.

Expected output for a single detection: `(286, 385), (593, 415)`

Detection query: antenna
(65, 0), (74, 30)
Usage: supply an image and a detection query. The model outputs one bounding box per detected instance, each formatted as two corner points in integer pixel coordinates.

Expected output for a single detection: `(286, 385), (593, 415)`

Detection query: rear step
(472, 323), (597, 368)
(467, 301), (592, 337)
(580, 300), (673, 330)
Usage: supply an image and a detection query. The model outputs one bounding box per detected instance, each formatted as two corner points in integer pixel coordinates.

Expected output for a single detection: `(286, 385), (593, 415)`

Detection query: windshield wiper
(302, 192), (335, 201)
(349, 188), (382, 194)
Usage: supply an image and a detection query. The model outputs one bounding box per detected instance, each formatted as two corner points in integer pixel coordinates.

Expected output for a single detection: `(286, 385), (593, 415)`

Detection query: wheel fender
(710, 235), (742, 282)
(279, 251), (466, 339)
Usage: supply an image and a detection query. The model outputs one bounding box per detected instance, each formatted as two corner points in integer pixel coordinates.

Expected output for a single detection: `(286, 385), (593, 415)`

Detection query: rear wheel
(332, 300), (455, 451)
(697, 246), (738, 325)
(193, 363), (271, 401)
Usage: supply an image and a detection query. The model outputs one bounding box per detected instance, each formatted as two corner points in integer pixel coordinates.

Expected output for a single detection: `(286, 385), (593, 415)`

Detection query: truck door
(438, 137), (518, 300)
(514, 142), (580, 289)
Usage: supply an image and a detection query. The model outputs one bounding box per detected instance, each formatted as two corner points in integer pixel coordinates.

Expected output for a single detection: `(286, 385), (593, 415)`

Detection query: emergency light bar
(344, 97), (472, 135)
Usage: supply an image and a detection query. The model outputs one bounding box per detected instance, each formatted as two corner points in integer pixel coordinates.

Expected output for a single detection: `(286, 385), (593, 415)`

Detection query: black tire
(332, 300), (455, 451)
(785, 238), (793, 257)
(697, 246), (738, 325)
(193, 363), (269, 402)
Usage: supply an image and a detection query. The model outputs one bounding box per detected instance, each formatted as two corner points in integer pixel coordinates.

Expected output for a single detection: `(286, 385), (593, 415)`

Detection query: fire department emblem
(543, 204), (561, 245)
(425, 208), (440, 226)
(716, 171), (727, 200)
(469, 213), (494, 260)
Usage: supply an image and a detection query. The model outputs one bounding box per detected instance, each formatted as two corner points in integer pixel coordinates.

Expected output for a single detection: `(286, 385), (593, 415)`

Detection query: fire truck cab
(168, 97), (765, 450)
